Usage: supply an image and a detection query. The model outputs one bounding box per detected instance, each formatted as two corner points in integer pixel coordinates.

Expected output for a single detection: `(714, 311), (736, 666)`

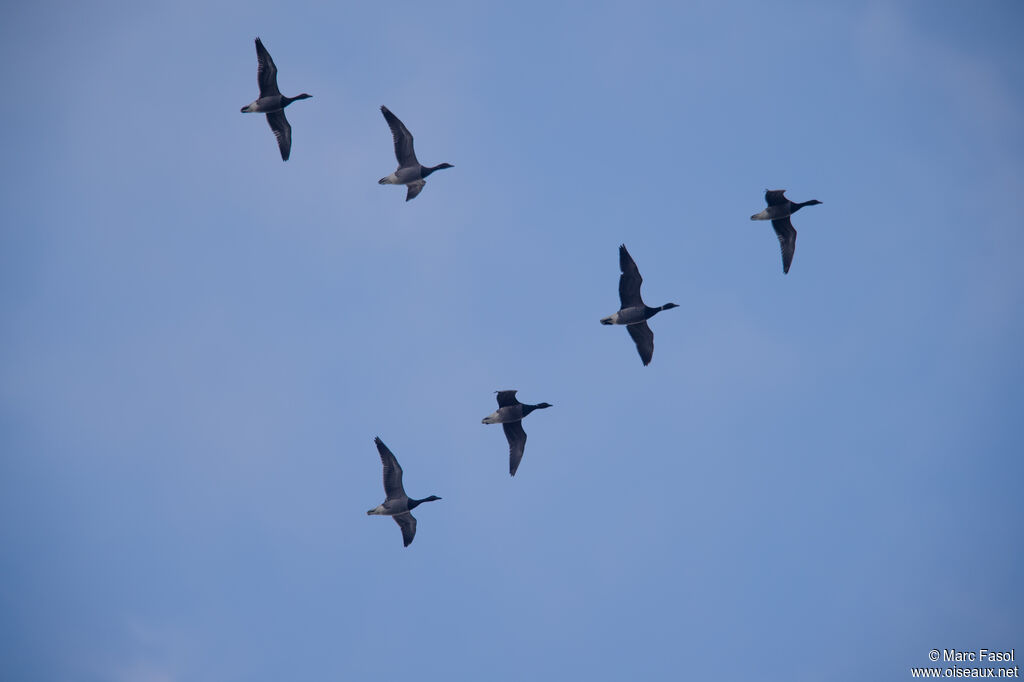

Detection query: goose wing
(380, 106), (419, 168)
(374, 437), (406, 500)
(495, 390), (520, 408)
(254, 38), (281, 98)
(771, 217), (797, 274)
(618, 244), (644, 308)
(503, 421), (527, 477)
(765, 189), (788, 207)
(392, 512), (417, 547)
(266, 110), (292, 161)
(627, 321), (655, 366)
(405, 180), (425, 201)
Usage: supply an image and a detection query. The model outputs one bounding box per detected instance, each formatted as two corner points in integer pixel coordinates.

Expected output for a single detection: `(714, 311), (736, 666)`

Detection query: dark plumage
(750, 189), (822, 274)
(600, 244), (679, 366)
(366, 437), (441, 547)
(240, 38), (312, 161)
(481, 390), (553, 476)
(378, 106), (454, 201)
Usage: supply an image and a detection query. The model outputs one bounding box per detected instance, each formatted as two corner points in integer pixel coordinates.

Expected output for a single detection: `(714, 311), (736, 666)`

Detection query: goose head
(421, 162), (454, 179)
(793, 199), (822, 212)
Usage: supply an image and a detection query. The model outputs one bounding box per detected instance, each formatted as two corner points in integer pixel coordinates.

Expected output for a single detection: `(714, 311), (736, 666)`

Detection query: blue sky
(1, 1), (1022, 680)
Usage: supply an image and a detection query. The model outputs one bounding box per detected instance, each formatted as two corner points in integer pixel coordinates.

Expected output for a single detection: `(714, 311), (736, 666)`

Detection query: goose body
(366, 437), (441, 547)
(378, 106), (453, 201)
(481, 390), (552, 477)
(240, 38), (312, 161)
(750, 189), (822, 274)
(602, 306), (656, 326)
(600, 244), (679, 366)
(242, 94), (306, 114)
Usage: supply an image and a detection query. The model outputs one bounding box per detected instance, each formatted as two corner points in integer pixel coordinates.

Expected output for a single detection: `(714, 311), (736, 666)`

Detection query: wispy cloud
(112, 663), (177, 682)
(98, 618), (188, 682)
(855, 3), (1022, 139)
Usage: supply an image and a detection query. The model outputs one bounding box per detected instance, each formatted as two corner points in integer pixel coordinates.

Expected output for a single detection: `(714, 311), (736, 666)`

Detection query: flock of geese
(240, 38), (823, 546)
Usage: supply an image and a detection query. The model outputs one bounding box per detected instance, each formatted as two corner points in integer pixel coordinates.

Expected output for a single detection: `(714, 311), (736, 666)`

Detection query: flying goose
(366, 437), (441, 547)
(240, 38), (312, 161)
(600, 244), (679, 366)
(378, 106), (454, 201)
(481, 391), (552, 477)
(750, 189), (822, 274)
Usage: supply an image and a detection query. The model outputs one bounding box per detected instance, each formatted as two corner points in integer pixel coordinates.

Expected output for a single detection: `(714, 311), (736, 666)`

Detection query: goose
(750, 189), (822, 274)
(378, 106), (454, 201)
(366, 437), (441, 547)
(240, 38), (312, 161)
(481, 391), (552, 477)
(600, 244), (679, 366)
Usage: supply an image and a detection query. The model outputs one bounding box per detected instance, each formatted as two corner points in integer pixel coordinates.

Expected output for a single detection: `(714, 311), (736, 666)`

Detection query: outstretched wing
(266, 110), (291, 161)
(618, 244), (644, 308)
(254, 38), (280, 98)
(381, 106), (419, 168)
(771, 217), (797, 274)
(627, 321), (654, 366)
(765, 189), (788, 206)
(405, 180), (425, 201)
(495, 390), (520, 408)
(374, 437), (406, 499)
(392, 512), (417, 547)
(503, 421), (528, 476)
